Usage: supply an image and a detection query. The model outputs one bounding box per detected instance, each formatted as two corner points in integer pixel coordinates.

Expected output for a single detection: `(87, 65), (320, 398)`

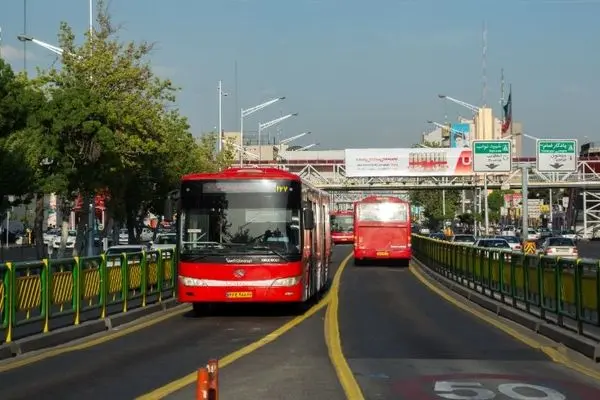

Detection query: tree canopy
(0, 1), (233, 252)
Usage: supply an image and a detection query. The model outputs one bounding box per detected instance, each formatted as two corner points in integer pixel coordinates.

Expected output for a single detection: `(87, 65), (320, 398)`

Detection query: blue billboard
(450, 123), (471, 148)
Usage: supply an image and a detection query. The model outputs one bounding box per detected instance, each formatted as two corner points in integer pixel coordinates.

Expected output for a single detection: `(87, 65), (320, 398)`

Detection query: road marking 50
(434, 381), (565, 400)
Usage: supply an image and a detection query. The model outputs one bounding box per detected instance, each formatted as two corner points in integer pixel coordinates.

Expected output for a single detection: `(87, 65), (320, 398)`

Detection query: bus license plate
(226, 291), (253, 299)
(376, 251), (389, 257)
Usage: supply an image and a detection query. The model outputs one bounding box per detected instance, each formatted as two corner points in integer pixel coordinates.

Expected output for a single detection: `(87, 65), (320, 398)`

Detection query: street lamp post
(239, 97), (285, 166)
(217, 80), (228, 152)
(258, 113), (298, 162)
(438, 94), (487, 233)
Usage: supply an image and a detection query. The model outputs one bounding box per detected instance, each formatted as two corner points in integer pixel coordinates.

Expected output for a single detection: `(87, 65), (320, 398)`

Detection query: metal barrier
(412, 235), (600, 338)
(0, 249), (176, 343)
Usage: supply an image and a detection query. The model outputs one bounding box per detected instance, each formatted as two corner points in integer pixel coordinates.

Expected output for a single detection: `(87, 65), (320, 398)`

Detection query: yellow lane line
(0, 305), (190, 373)
(410, 263), (600, 381)
(324, 253), (365, 400)
(136, 253), (353, 400)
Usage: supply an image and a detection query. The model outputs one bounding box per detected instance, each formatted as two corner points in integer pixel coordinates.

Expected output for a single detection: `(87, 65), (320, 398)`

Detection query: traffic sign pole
(472, 140), (512, 235)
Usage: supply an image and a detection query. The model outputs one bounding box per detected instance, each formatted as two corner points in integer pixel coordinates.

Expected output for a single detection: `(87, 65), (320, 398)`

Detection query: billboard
(344, 148), (472, 177)
(450, 123), (471, 148)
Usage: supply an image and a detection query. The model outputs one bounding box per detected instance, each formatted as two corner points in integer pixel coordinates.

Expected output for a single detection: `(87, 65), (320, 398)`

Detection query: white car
(118, 229), (129, 244)
(451, 234), (476, 246)
(500, 225), (516, 236)
(53, 230), (77, 249)
(525, 229), (540, 241)
(495, 235), (522, 251)
(43, 229), (60, 245)
(149, 233), (176, 251)
(539, 237), (578, 258)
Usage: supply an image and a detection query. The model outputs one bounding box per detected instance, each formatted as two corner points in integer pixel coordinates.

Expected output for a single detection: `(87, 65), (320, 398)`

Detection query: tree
(0, 59), (38, 216)
(35, 1), (195, 248)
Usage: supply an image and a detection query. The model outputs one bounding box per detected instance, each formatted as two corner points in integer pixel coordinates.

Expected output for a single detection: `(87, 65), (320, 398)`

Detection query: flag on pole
(501, 87), (512, 134)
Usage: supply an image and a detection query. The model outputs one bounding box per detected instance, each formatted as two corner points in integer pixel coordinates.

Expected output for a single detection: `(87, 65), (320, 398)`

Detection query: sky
(1, 0), (599, 154)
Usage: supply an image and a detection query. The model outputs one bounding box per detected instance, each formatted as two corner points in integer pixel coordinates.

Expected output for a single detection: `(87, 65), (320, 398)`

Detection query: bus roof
(356, 196), (407, 204)
(182, 167), (301, 182)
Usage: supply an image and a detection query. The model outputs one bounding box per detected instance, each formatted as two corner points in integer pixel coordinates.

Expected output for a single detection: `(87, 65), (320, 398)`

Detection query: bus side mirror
(303, 209), (315, 230)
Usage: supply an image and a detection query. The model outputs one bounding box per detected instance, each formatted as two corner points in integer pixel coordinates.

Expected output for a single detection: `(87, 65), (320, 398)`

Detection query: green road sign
(472, 140), (512, 173)
(536, 139), (577, 172)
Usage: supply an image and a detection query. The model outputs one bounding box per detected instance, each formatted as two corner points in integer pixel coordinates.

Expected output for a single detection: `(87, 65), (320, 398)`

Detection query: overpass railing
(412, 235), (600, 341)
(0, 249), (176, 343)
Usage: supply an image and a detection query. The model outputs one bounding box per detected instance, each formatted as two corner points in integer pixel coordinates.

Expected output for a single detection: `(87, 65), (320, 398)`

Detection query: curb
(412, 257), (600, 362)
(0, 298), (182, 361)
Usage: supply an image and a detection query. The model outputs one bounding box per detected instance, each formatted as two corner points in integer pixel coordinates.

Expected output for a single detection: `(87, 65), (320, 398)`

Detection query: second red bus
(353, 196), (412, 265)
(330, 210), (354, 244)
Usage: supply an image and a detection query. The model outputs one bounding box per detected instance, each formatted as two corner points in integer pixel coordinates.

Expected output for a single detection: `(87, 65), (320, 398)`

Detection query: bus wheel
(354, 258), (363, 266)
(192, 302), (211, 316)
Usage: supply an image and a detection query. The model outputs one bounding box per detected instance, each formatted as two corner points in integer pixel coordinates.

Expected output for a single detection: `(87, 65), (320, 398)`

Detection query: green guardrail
(412, 234), (599, 337)
(0, 249), (177, 343)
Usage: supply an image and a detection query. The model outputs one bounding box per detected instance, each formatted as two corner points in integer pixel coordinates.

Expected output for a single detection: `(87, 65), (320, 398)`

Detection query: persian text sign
(536, 139), (577, 172)
(344, 148), (472, 177)
(472, 140), (512, 173)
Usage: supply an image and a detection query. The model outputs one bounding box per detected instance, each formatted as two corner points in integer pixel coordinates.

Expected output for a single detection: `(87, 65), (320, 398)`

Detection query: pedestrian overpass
(244, 150), (600, 239)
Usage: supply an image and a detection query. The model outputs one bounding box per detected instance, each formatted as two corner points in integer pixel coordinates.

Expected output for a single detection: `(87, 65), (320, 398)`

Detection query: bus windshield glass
(179, 179), (302, 260)
(330, 215), (353, 233)
(357, 202), (408, 223)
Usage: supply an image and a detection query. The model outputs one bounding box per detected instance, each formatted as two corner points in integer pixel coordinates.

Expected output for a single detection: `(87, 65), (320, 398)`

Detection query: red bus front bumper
(353, 247), (412, 260)
(178, 280), (304, 303)
(332, 233), (354, 244)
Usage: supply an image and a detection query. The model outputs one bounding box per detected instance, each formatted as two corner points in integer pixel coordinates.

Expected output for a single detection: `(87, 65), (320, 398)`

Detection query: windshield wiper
(246, 245), (288, 261)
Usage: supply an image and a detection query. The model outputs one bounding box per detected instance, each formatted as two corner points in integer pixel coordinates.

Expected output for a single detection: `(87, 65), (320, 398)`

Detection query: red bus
(330, 211), (354, 244)
(353, 196), (412, 265)
(176, 167), (331, 313)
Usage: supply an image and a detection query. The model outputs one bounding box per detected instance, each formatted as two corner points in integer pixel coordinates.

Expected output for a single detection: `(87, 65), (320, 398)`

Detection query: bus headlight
(271, 276), (301, 287)
(179, 275), (208, 287)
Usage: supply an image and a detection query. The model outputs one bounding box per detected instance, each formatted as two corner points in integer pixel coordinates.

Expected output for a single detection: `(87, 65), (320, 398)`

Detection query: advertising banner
(344, 148), (473, 177)
(450, 123), (471, 148)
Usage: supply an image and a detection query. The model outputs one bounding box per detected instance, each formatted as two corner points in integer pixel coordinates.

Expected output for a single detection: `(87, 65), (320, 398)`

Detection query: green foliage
(411, 189), (460, 230)
(0, 0), (231, 245)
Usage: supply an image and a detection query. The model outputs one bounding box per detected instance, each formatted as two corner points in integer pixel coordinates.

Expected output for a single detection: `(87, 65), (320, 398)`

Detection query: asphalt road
(3, 245), (600, 399)
(339, 259), (600, 399)
(0, 249), (346, 400)
(577, 240), (600, 258)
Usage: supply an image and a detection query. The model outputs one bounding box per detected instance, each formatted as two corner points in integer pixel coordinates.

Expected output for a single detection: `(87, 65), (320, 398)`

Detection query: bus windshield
(330, 215), (353, 233)
(356, 202), (408, 223)
(179, 179), (302, 260)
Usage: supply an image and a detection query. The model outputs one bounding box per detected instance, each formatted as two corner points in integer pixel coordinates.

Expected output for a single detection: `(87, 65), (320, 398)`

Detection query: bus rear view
(330, 211), (354, 244)
(353, 196), (412, 265)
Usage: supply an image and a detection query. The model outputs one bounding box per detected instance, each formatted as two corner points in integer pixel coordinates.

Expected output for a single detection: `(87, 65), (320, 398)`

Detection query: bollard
(196, 360), (219, 400)
(196, 368), (209, 400)
(207, 359), (219, 400)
